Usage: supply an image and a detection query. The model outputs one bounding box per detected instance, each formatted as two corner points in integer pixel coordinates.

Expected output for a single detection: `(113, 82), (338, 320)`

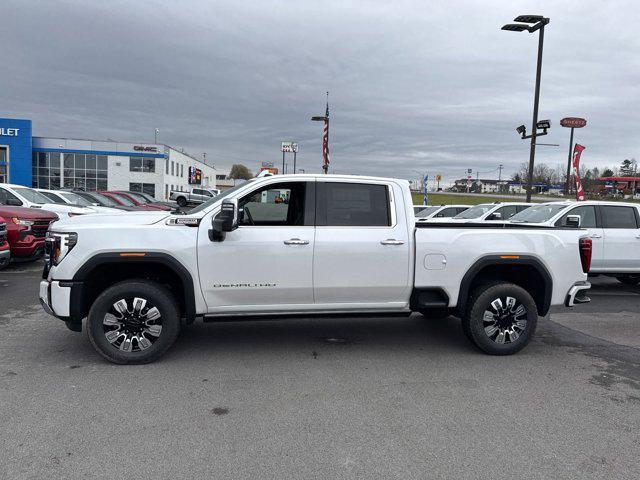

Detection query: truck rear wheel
(176, 196), (187, 207)
(462, 282), (538, 355)
(86, 280), (181, 364)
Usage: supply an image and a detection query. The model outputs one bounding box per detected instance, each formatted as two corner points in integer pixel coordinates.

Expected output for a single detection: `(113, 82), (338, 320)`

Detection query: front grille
(32, 220), (52, 239)
(33, 220), (52, 227)
(32, 228), (48, 238)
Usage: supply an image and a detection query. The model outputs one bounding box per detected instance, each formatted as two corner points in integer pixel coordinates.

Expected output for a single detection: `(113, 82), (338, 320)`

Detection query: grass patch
(411, 193), (530, 206)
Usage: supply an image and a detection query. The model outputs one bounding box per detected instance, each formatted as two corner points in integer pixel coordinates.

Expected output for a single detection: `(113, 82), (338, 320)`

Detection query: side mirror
(566, 215), (581, 228)
(209, 199), (238, 242)
(6, 198), (22, 206)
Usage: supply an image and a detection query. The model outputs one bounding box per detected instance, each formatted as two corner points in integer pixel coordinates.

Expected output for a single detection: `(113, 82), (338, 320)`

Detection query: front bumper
(565, 281), (591, 307)
(39, 279), (74, 319)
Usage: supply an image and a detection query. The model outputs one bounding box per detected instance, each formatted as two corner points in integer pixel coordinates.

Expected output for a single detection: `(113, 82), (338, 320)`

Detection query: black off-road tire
(176, 196), (187, 207)
(462, 282), (538, 355)
(86, 280), (181, 364)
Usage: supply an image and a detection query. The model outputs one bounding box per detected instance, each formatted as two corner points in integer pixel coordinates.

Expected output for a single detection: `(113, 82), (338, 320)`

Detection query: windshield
(415, 206), (440, 218)
(189, 181), (251, 214)
(84, 192), (118, 206)
(60, 192), (92, 206)
(13, 187), (54, 204)
(109, 193), (135, 206)
(40, 191), (66, 204)
(454, 204), (494, 219)
(125, 192), (148, 203)
(137, 192), (156, 202)
(510, 204), (568, 223)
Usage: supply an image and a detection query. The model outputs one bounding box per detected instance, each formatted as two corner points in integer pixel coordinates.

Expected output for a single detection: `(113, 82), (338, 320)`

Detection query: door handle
(284, 238), (309, 245)
(590, 234), (602, 239)
(380, 239), (405, 245)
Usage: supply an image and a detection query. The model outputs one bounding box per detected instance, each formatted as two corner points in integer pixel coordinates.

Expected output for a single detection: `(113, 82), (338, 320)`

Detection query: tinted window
(317, 182), (390, 227)
(0, 188), (22, 205)
(238, 181), (308, 226)
(454, 204), (493, 219)
(601, 206), (638, 229)
(41, 191), (66, 204)
(435, 207), (458, 218)
(493, 205), (518, 220)
(555, 206), (597, 228)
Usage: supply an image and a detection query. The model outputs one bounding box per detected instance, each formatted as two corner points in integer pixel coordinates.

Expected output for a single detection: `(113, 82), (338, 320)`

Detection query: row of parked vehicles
(0, 183), (179, 268)
(415, 199), (640, 285)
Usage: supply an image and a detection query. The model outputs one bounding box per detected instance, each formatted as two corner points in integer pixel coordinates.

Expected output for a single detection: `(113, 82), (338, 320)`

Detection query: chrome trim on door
(284, 238), (309, 245)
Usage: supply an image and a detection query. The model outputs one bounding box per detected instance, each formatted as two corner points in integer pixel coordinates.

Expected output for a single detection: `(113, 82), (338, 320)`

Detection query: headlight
(11, 217), (34, 230)
(45, 232), (78, 266)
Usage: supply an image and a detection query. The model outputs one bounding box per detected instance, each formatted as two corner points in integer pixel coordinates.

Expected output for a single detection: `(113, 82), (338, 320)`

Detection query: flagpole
(311, 91), (331, 175)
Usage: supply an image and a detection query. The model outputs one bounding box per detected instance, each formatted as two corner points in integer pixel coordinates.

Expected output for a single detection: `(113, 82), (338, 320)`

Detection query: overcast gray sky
(2, 0), (639, 185)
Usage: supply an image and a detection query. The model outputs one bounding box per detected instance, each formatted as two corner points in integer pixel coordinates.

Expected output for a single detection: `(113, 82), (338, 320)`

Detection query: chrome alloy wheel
(482, 296), (527, 344)
(102, 297), (163, 352)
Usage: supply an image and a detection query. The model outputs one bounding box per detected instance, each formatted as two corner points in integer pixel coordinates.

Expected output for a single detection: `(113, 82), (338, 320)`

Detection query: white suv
(510, 200), (640, 284)
(0, 183), (94, 217)
(428, 202), (532, 223)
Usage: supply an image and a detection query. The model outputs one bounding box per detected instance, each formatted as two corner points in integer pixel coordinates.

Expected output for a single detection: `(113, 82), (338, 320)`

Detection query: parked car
(40, 174), (591, 364)
(427, 202), (533, 223)
(112, 191), (175, 211)
(169, 187), (220, 207)
(37, 189), (121, 214)
(0, 205), (57, 261)
(98, 191), (157, 211)
(0, 183), (94, 217)
(70, 190), (139, 212)
(119, 191), (178, 210)
(509, 200), (640, 285)
(0, 216), (9, 269)
(415, 204), (470, 220)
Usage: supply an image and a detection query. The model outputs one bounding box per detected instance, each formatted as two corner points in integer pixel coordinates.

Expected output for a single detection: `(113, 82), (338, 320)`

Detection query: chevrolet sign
(0, 128), (19, 136)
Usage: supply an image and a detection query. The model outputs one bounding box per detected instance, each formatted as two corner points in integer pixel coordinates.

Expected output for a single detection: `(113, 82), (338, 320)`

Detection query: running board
(202, 310), (412, 323)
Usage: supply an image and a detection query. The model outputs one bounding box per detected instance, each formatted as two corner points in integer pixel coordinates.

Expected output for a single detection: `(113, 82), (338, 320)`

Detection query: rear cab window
(316, 182), (391, 227)
(600, 206), (638, 229)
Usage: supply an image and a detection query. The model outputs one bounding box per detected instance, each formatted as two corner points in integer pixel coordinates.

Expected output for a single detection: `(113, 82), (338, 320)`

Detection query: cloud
(1, 0), (639, 185)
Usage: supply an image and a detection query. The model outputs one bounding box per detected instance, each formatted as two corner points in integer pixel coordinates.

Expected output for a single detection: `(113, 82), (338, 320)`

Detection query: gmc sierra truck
(169, 187), (220, 207)
(39, 174), (592, 364)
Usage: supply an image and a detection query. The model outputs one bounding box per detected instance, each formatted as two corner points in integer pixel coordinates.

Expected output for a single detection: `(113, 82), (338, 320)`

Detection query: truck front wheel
(462, 282), (538, 355)
(176, 197), (187, 207)
(86, 280), (181, 364)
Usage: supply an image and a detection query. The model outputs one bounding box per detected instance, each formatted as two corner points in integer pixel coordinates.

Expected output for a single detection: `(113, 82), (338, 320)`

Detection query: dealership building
(0, 117), (217, 199)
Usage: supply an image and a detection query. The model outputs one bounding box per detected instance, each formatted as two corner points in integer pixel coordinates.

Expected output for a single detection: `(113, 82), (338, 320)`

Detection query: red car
(112, 191), (173, 211)
(0, 216), (10, 269)
(0, 206), (58, 262)
(98, 191), (159, 211)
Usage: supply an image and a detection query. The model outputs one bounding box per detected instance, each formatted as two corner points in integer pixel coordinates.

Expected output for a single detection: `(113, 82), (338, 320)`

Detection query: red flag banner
(572, 144), (586, 201)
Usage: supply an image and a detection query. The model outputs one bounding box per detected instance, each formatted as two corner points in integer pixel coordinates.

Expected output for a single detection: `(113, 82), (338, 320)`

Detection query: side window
(317, 182), (391, 227)
(600, 206), (638, 229)
(193, 189), (203, 195)
(0, 187), (22, 205)
(239, 181), (309, 226)
(556, 206), (597, 228)
(436, 207), (457, 217)
(516, 205), (531, 213)
(491, 205), (517, 220)
(457, 207), (469, 215)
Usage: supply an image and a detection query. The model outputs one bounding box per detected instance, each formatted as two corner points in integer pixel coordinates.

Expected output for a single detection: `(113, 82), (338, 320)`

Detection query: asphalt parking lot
(1, 262), (639, 479)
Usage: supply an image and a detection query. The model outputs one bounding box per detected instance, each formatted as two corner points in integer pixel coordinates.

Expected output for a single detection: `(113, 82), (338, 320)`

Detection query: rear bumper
(565, 281), (591, 307)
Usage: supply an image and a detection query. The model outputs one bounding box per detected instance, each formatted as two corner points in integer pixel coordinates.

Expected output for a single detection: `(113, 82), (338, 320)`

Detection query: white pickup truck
(40, 174), (592, 364)
(509, 200), (640, 285)
(169, 187), (220, 207)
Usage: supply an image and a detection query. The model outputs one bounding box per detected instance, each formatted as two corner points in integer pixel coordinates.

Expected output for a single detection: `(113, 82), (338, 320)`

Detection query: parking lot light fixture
(502, 14), (550, 202)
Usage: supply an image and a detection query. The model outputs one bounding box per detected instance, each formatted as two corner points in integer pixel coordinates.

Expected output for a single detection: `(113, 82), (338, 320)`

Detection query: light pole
(502, 15), (550, 202)
(154, 128), (159, 144)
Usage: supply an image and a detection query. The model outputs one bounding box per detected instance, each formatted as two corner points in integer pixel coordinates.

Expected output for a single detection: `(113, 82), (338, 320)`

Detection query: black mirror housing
(209, 199), (239, 242)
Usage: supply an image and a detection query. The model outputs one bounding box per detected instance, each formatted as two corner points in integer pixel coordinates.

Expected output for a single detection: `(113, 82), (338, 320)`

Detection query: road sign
(435, 174), (442, 182)
(560, 117), (587, 128)
(262, 161), (274, 168)
(281, 141), (294, 152)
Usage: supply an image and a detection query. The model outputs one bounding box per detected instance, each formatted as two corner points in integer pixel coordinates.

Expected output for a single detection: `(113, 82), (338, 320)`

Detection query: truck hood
(51, 210), (171, 230)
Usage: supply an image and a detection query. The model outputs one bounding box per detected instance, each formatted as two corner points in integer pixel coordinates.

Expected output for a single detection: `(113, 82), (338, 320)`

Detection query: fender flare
(71, 252), (196, 323)
(458, 255), (553, 316)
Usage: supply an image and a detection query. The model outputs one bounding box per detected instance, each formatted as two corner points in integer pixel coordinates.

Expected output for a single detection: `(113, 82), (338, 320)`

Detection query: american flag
(322, 101), (330, 172)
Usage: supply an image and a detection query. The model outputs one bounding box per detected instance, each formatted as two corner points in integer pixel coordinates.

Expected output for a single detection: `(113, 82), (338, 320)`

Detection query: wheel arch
(458, 255), (553, 317)
(69, 252), (196, 325)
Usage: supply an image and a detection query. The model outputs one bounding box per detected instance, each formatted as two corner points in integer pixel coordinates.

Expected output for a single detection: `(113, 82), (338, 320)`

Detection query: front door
(313, 180), (411, 309)
(197, 180), (315, 313)
(556, 205), (604, 270)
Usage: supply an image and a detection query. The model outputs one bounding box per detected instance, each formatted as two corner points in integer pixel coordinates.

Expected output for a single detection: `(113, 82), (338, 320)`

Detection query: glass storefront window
(33, 151), (108, 191)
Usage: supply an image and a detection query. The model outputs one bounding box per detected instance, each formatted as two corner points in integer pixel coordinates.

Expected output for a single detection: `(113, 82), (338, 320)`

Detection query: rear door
(600, 205), (640, 271)
(555, 205), (604, 269)
(313, 180), (411, 308)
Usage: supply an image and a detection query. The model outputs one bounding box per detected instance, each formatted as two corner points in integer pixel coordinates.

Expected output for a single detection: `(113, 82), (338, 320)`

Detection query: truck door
(599, 205), (640, 271)
(556, 205), (604, 269)
(313, 180), (411, 308)
(197, 180), (315, 313)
